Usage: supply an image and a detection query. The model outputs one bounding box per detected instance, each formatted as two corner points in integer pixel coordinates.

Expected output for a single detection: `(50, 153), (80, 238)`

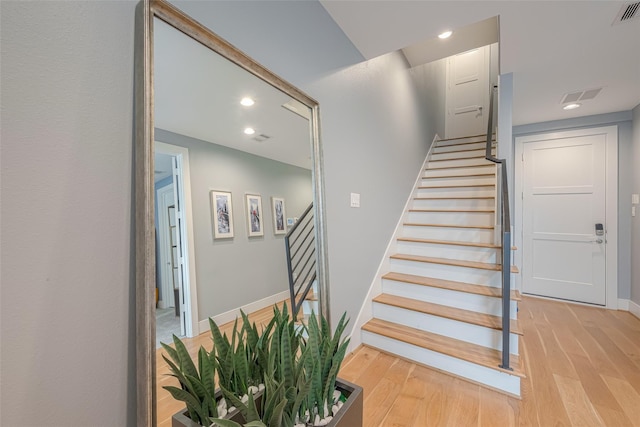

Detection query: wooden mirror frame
(134, 1), (331, 424)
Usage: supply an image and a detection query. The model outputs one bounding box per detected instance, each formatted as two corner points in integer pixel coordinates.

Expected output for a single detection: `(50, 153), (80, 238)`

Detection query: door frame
(157, 183), (174, 309)
(155, 141), (199, 337)
(514, 125), (618, 309)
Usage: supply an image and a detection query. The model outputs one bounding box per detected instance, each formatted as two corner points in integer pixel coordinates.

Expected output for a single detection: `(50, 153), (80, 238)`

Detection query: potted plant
(163, 304), (362, 427)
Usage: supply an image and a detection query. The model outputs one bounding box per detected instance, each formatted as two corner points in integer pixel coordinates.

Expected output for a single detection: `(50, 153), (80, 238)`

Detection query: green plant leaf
(199, 347), (216, 398)
(210, 418), (244, 427)
(173, 335), (199, 381)
(267, 398), (287, 427)
(160, 341), (179, 365)
(164, 385), (209, 425)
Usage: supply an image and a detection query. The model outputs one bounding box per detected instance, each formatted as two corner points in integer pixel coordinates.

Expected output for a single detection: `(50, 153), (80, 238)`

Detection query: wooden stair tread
(373, 293), (523, 335)
(397, 236), (517, 251)
(362, 318), (525, 378)
(390, 254), (519, 273)
(403, 222), (494, 229)
(422, 172), (496, 179)
(418, 184), (495, 189)
(433, 143), (496, 154)
(429, 155), (492, 162)
(437, 134), (495, 142)
(409, 208), (494, 213)
(427, 163), (497, 171)
(382, 271), (521, 301)
(414, 196), (495, 200)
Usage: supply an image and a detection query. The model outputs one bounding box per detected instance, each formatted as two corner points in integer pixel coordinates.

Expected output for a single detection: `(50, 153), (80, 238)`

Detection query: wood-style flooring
(156, 296), (640, 426)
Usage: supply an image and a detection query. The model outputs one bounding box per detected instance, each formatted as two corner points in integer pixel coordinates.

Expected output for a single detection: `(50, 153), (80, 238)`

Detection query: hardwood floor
(156, 297), (640, 426)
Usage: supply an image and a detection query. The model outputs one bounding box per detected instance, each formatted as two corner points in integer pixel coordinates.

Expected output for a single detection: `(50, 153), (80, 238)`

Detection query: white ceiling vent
(253, 134), (271, 142)
(561, 88), (602, 104)
(613, 2), (640, 25)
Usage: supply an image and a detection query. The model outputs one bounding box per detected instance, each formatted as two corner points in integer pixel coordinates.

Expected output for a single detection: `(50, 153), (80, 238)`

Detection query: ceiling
(154, 18), (312, 173)
(320, 1), (640, 126)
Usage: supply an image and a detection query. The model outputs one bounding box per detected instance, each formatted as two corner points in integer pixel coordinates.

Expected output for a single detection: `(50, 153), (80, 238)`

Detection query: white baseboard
(198, 290), (290, 335)
(629, 299), (640, 320)
(617, 299), (629, 311)
(348, 134), (439, 354)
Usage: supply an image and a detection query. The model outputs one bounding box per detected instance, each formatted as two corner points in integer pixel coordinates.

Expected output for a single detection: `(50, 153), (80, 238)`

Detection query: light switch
(633, 194), (640, 205)
(350, 193), (360, 208)
(633, 206), (637, 217)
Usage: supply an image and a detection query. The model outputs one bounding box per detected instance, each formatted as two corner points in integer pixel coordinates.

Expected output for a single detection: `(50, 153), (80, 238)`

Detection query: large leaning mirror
(135, 1), (330, 425)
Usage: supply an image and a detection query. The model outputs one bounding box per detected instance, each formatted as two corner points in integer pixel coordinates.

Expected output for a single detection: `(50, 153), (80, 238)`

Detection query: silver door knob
(595, 238), (603, 244)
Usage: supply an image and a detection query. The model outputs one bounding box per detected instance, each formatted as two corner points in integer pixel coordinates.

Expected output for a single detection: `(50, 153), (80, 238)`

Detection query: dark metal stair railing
(484, 84), (513, 371)
(284, 203), (316, 319)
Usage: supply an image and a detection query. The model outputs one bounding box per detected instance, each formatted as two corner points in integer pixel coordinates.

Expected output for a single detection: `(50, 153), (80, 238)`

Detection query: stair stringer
(347, 134), (441, 353)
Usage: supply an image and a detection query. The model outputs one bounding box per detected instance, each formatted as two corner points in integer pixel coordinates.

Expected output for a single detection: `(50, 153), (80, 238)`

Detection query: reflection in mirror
(137, 3), (329, 425)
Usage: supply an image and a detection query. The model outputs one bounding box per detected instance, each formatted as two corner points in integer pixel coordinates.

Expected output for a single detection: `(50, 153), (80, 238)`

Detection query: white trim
(197, 290), (290, 335)
(348, 134), (440, 353)
(617, 299), (630, 311)
(155, 141), (199, 337)
(157, 184), (175, 310)
(515, 126), (618, 309)
(629, 300), (640, 320)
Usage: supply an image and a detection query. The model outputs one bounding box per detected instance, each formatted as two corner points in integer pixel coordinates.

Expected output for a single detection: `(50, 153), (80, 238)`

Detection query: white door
(520, 131), (610, 305)
(170, 156), (187, 336)
(445, 46), (490, 139)
(157, 184), (175, 309)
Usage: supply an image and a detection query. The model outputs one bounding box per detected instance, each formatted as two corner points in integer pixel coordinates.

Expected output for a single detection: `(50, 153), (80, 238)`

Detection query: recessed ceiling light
(240, 97), (255, 107)
(243, 127), (256, 135)
(438, 30), (453, 39)
(563, 103), (581, 110)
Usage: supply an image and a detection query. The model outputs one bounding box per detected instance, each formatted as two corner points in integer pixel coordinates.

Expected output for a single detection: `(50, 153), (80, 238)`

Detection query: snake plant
(161, 335), (218, 425)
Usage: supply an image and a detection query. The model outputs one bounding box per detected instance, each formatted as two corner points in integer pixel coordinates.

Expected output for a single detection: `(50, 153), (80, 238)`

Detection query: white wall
(513, 111), (634, 301)
(1, 1), (433, 424)
(1, 1), (137, 425)
(631, 104), (640, 306)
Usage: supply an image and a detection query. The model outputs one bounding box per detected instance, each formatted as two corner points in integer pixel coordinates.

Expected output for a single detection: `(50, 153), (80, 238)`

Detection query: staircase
(361, 134), (525, 397)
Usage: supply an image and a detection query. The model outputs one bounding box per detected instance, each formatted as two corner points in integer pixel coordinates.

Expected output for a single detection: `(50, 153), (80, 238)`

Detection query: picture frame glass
(246, 194), (263, 236)
(211, 191), (234, 239)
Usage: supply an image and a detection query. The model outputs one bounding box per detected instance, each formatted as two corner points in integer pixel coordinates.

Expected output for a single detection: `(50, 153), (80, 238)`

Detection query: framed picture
(271, 197), (287, 235)
(245, 194), (264, 237)
(210, 190), (234, 239)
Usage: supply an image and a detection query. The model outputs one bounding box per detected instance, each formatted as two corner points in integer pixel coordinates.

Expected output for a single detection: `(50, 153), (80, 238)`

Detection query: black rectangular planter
(172, 378), (363, 427)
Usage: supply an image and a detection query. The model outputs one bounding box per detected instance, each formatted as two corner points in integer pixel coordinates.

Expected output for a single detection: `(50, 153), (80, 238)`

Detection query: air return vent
(561, 88), (602, 104)
(613, 2), (640, 25)
(253, 134), (271, 142)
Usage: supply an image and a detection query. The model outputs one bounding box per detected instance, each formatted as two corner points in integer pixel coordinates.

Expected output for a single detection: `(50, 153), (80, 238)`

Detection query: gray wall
(1, 1), (137, 425)
(1, 1), (432, 425)
(155, 129), (313, 320)
(513, 111), (634, 300)
(409, 56), (447, 138)
(632, 104), (640, 305)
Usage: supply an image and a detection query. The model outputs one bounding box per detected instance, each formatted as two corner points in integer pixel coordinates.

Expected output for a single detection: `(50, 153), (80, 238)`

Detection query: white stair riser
(429, 157), (493, 169)
(361, 331), (521, 396)
(396, 240), (498, 263)
(421, 176), (495, 187)
(389, 258), (502, 286)
(372, 303), (519, 354)
(406, 211), (494, 226)
(431, 149), (495, 161)
(433, 142), (495, 153)
(412, 198), (495, 210)
(381, 279), (518, 318)
(436, 136), (490, 147)
(401, 225), (494, 243)
(416, 187), (495, 198)
(424, 165), (496, 178)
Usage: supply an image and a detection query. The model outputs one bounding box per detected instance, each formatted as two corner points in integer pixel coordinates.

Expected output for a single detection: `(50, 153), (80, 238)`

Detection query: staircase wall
(348, 137), (438, 353)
